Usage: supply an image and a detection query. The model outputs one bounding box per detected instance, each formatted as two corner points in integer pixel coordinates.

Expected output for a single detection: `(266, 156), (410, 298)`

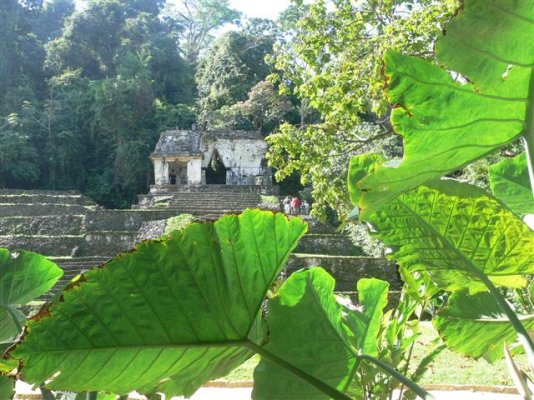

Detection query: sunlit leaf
(12, 210), (307, 397)
(0, 249), (63, 341)
(435, 291), (534, 363)
(253, 268), (390, 399)
(354, 0), (534, 216)
(490, 153), (534, 216)
(366, 180), (534, 293)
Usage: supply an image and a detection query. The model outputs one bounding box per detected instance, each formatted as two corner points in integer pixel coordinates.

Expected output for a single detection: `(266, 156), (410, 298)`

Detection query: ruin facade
(150, 129), (272, 189)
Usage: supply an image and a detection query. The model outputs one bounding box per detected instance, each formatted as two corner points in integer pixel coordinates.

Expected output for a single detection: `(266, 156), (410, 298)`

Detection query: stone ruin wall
(0, 189), (401, 300)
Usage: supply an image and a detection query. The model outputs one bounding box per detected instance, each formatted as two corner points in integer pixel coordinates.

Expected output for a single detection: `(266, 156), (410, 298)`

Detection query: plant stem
(246, 342), (352, 400)
(87, 392), (98, 400)
(523, 66), (534, 196)
(398, 298), (427, 400)
(358, 354), (434, 400)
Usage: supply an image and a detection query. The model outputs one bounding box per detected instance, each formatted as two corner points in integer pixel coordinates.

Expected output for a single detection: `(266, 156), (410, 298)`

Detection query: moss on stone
(164, 214), (196, 235)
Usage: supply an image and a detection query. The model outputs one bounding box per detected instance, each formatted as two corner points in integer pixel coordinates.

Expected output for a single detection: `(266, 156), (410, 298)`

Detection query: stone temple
(137, 129), (276, 210)
(150, 129), (271, 187)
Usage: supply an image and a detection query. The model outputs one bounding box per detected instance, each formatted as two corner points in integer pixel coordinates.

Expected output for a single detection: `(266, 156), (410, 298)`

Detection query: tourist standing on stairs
(291, 197), (301, 215)
(301, 200), (310, 215)
(283, 196), (291, 214)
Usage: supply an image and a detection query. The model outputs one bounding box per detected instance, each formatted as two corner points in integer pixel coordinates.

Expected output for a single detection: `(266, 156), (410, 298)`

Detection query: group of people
(283, 196), (310, 215)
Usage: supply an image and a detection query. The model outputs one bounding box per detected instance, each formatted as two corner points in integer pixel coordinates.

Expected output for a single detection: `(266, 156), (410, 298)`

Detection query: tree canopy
(267, 0), (459, 218)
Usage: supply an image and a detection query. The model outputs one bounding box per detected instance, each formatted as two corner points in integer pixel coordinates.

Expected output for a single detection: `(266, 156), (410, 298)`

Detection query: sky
(74, 0), (291, 21)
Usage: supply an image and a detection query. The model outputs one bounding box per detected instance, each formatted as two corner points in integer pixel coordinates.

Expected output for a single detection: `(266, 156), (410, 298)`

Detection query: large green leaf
(365, 180), (534, 293)
(354, 0), (534, 216)
(490, 153), (534, 216)
(0, 375), (14, 400)
(435, 291), (534, 363)
(0, 249), (63, 341)
(0, 342), (17, 374)
(253, 268), (390, 399)
(344, 278), (389, 357)
(11, 210), (307, 397)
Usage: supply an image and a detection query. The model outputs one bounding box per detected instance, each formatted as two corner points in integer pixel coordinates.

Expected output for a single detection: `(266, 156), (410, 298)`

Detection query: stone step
(143, 207), (250, 215)
(0, 191), (95, 206)
(0, 215), (85, 235)
(85, 210), (184, 232)
(0, 235), (84, 257)
(296, 234), (364, 256)
(81, 231), (138, 256)
(157, 191), (262, 197)
(0, 203), (92, 217)
(157, 200), (261, 207)
(286, 254), (401, 292)
(148, 184), (263, 194)
(166, 202), (261, 208)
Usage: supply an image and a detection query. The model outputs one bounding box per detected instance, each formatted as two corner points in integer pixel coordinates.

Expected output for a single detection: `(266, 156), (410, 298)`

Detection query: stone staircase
(136, 184), (263, 215)
(0, 190), (180, 291)
(0, 189), (402, 304)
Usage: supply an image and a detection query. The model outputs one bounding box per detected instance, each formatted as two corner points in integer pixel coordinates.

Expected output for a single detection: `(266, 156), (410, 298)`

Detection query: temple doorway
(206, 151), (227, 184)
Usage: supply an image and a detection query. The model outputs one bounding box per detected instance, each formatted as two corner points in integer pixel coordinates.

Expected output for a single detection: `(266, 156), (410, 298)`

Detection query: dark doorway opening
(206, 151), (227, 184)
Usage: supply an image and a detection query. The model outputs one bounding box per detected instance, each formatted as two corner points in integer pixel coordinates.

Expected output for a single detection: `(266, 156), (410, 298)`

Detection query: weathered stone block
(0, 235), (84, 257)
(295, 234), (364, 256)
(81, 231), (138, 257)
(0, 204), (89, 217)
(0, 215), (85, 235)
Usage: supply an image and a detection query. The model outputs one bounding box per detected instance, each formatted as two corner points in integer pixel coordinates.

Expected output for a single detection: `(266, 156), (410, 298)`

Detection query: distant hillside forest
(0, 0), (303, 207)
(0, 0), (459, 214)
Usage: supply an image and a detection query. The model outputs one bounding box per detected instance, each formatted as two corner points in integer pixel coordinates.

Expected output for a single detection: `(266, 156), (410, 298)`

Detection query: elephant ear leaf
(0, 249), (63, 341)
(434, 291), (534, 363)
(0, 375), (14, 400)
(343, 278), (389, 357)
(253, 269), (390, 399)
(11, 210), (307, 398)
(354, 0), (534, 217)
(490, 153), (534, 216)
(366, 180), (534, 293)
(253, 268), (359, 400)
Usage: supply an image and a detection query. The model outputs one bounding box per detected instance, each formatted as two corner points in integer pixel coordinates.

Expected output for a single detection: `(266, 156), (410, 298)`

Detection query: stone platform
(0, 189), (400, 301)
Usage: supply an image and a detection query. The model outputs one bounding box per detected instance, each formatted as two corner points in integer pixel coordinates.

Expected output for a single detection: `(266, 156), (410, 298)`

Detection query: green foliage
(154, 101), (196, 130)
(362, 180), (534, 293)
(12, 210), (308, 397)
(355, 0), (534, 217)
(0, 375), (14, 400)
(30, 0), (75, 42)
(260, 195), (279, 206)
(0, 112), (41, 188)
(253, 269), (430, 400)
(267, 0), (458, 218)
(4, 210), (437, 399)
(209, 81), (294, 133)
(0, 249), (63, 342)
(254, 268), (362, 399)
(347, 4), (534, 393)
(164, 213), (196, 235)
(490, 153), (534, 216)
(434, 291), (534, 363)
(196, 29), (275, 126)
(163, 0), (241, 65)
(0, 0), (201, 206)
